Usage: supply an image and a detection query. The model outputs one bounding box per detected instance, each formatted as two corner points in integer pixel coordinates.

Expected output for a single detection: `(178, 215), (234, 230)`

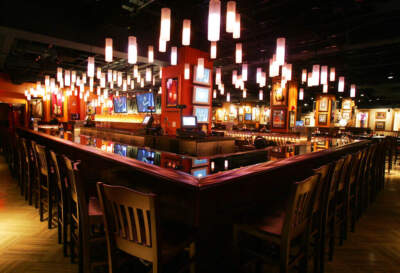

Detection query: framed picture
(375, 112), (386, 120)
(318, 113), (328, 125)
(166, 77), (179, 107)
(305, 117), (311, 126)
(272, 109), (286, 129)
(319, 97), (329, 112)
(193, 106), (210, 123)
(271, 87), (287, 106)
(342, 111), (351, 120)
(192, 158), (208, 168)
(193, 66), (211, 86)
(238, 115), (243, 122)
(342, 100), (352, 110)
(51, 94), (63, 117)
(29, 98), (43, 119)
(375, 121), (385, 130)
(192, 85), (211, 105)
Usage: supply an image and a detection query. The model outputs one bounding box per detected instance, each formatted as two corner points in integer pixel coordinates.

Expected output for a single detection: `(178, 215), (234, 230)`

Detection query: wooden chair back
(63, 155), (80, 206)
(338, 154), (353, 192)
(35, 144), (49, 177)
(49, 150), (64, 198)
(21, 138), (30, 166)
(349, 151), (362, 187)
(283, 173), (320, 239)
(328, 158), (345, 201)
(312, 162), (333, 214)
(96, 182), (160, 271)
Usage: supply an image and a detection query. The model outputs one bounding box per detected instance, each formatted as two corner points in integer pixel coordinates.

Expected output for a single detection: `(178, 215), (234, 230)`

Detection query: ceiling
(1, 0), (400, 108)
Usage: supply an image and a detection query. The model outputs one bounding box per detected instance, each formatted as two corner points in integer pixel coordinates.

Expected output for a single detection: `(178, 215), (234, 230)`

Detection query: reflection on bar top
(40, 129), (352, 178)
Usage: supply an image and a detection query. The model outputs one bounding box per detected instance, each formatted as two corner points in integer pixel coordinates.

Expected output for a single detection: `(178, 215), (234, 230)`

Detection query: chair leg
(328, 218), (335, 261)
(189, 242), (196, 273)
(48, 189), (53, 229)
(39, 186), (44, 222)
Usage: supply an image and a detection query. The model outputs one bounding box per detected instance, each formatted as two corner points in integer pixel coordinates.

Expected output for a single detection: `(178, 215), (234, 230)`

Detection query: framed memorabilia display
(238, 115), (243, 122)
(318, 113), (328, 125)
(192, 85), (211, 105)
(359, 112), (368, 128)
(289, 111), (295, 128)
(113, 96), (127, 113)
(305, 117), (311, 126)
(193, 106), (210, 123)
(375, 112), (386, 120)
(29, 98), (43, 119)
(193, 66), (211, 86)
(166, 77), (179, 107)
(342, 100), (352, 110)
(318, 97), (329, 112)
(375, 121), (385, 130)
(51, 94), (63, 117)
(192, 158), (209, 168)
(342, 111), (351, 120)
(272, 109), (287, 129)
(271, 87), (287, 106)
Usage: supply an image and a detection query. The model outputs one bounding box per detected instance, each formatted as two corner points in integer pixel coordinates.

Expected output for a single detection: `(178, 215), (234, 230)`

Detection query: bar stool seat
(241, 210), (285, 238)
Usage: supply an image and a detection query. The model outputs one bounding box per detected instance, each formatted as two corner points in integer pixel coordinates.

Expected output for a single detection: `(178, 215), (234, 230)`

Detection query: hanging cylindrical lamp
(215, 67), (221, 85)
(146, 68), (152, 82)
(184, 63), (190, 80)
(107, 70), (112, 82)
(171, 46), (177, 65)
(45, 75), (50, 87)
(160, 8), (171, 42)
(213, 89), (217, 99)
(285, 63), (292, 81)
(299, 88), (304, 100)
(182, 19), (191, 46)
(260, 72), (266, 87)
(232, 70), (237, 85)
(350, 84), (356, 97)
(210, 41), (217, 59)
(133, 65), (139, 78)
(148, 45), (154, 63)
(226, 92), (230, 102)
(57, 68), (62, 82)
(208, 0), (221, 42)
(131, 80), (135, 89)
(123, 80), (127, 91)
(276, 38), (286, 66)
(242, 64), (248, 81)
(64, 70), (70, 86)
(113, 70), (117, 82)
(71, 71), (76, 84)
(159, 37), (166, 52)
(226, 1), (236, 33)
(307, 72), (313, 87)
(323, 84), (328, 93)
(242, 89), (247, 98)
(320, 65), (328, 85)
(259, 89), (263, 100)
(197, 58), (205, 78)
(87, 57), (95, 78)
(235, 43), (242, 64)
(159, 67), (162, 78)
(97, 68), (102, 79)
(312, 64), (320, 86)
(105, 38), (113, 62)
(117, 72), (123, 87)
(233, 13), (240, 39)
(128, 36), (137, 64)
(301, 69), (307, 83)
(338, 76), (345, 92)
(82, 73), (87, 84)
(256, 67), (262, 84)
(330, 67), (336, 82)
(140, 78), (144, 88)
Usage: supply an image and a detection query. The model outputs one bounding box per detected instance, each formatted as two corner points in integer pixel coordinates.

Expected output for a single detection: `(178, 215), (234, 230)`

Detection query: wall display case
(318, 113), (328, 125)
(166, 77), (179, 107)
(192, 85), (211, 105)
(375, 121), (385, 130)
(29, 98), (43, 119)
(193, 66), (211, 86)
(193, 106), (210, 123)
(375, 112), (386, 119)
(319, 97), (329, 112)
(272, 109), (286, 129)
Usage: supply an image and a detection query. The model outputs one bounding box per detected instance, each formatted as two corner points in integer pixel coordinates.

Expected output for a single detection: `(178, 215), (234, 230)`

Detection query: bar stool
(97, 182), (196, 273)
(49, 150), (69, 256)
(233, 173), (320, 273)
(21, 138), (33, 204)
(35, 143), (56, 229)
(31, 140), (41, 208)
(348, 150), (364, 233)
(63, 155), (106, 273)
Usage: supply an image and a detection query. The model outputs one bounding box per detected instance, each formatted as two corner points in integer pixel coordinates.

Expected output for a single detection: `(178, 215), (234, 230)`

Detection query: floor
(1, 155), (400, 273)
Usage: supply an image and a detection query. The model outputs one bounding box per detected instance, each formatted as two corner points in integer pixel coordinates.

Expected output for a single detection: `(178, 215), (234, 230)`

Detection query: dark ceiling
(1, 0), (400, 108)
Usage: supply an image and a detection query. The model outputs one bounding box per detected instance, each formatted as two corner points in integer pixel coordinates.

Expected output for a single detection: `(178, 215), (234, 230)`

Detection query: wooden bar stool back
(97, 182), (196, 273)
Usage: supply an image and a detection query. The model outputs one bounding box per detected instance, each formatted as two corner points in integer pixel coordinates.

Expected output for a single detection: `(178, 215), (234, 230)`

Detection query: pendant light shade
(159, 67), (162, 78)
(87, 57), (95, 78)
(276, 38), (285, 66)
(133, 65), (139, 78)
(140, 78), (144, 88)
(312, 64), (320, 86)
(197, 58), (205, 78)
(96, 68), (101, 79)
(320, 65), (328, 85)
(330, 67), (336, 82)
(323, 84), (328, 93)
(213, 89), (217, 99)
(160, 8), (171, 42)
(226, 92), (230, 102)
(131, 80), (135, 89)
(301, 69), (307, 83)
(233, 13), (240, 39)
(148, 45), (154, 63)
(307, 72), (313, 87)
(242, 89), (247, 98)
(219, 83), (224, 95)
(232, 70), (237, 85)
(64, 70), (70, 86)
(100, 73), (106, 88)
(146, 68), (152, 82)
(159, 38), (166, 52)
(256, 67), (261, 84)
(105, 38), (113, 62)
(45, 75), (50, 87)
(226, 1), (236, 33)
(117, 72), (123, 87)
(260, 72), (266, 87)
(184, 63), (190, 80)
(128, 36), (137, 64)
(338, 76), (345, 92)
(285, 63), (292, 81)
(171, 47), (177, 65)
(259, 90), (263, 100)
(210, 42), (217, 59)
(71, 71), (76, 84)
(182, 19), (191, 46)
(208, 0), (221, 42)
(350, 84), (356, 97)
(299, 88), (304, 100)
(215, 67), (221, 85)
(242, 64), (248, 81)
(57, 68), (62, 82)
(235, 43), (242, 64)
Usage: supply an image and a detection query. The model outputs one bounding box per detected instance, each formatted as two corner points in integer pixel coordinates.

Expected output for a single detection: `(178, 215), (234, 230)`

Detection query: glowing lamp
(45, 75), (50, 87)
(312, 64), (320, 86)
(57, 68), (62, 82)
(242, 64), (248, 81)
(213, 89), (217, 98)
(242, 89), (247, 98)
(233, 13), (240, 39)
(226, 1), (236, 33)
(146, 68), (152, 82)
(148, 45), (154, 63)
(235, 43), (242, 63)
(117, 72), (122, 87)
(171, 46), (177, 65)
(210, 41), (217, 59)
(307, 72), (313, 87)
(330, 67), (336, 82)
(276, 38), (285, 66)
(128, 36), (137, 64)
(232, 70), (237, 84)
(301, 69), (307, 83)
(299, 88), (304, 100)
(87, 57), (95, 77)
(350, 84), (356, 97)
(208, 0), (221, 41)
(215, 68), (222, 84)
(338, 76), (345, 92)
(323, 84), (328, 93)
(256, 67), (262, 84)
(320, 65), (328, 85)
(259, 90), (263, 100)
(160, 8), (171, 42)
(159, 38), (166, 52)
(64, 70), (70, 86)
(226, 92), (230, 102)
(105, 38), (113, 62)
(182, 19), (191, 46)
(184, 63), (190, 80)
(197, 58), (204, 78)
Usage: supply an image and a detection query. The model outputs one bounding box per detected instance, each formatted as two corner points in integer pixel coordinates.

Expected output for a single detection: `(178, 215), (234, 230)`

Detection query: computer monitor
(181, 116), (197, 129)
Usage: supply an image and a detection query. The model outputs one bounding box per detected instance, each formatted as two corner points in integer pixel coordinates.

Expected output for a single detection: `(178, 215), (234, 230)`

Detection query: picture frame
(29, 98), (43, 119)
(271, 108), (287, 129)
(375, 121), (385, 131)
(271, 87), (287, 106)
(318, 113), (328, 125)
(375, 112), (386, 120)
(342, 111), (351, 120)
(166, 77), (179, 107)
(238, 115), (243, 122)
(192, 85), (211, 105)
(193, 106), (210, 123)
(305, 117), (311, 126)
(342, 100), (352, 110)
(193, 66), (211, 86)
(318, 97), (329, 112)
(51, 94), (64, 117)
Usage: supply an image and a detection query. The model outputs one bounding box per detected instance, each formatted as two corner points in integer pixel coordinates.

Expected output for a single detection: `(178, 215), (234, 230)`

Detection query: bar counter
(17, 127), (371, 272)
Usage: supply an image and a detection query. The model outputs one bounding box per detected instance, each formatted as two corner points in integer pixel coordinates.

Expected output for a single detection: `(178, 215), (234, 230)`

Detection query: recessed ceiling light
(361, 94), (364, 97)
(388, 75), (394, 79)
